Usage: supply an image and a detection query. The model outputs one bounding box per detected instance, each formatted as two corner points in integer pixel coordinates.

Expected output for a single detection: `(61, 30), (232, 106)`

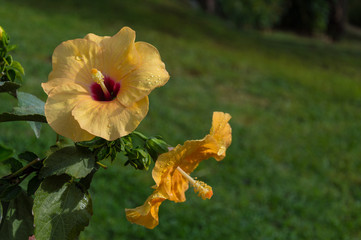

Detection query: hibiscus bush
(0, 26), (232, 239)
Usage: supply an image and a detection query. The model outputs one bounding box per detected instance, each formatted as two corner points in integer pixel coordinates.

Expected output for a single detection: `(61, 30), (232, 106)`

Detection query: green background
(0, 0), (361, 239)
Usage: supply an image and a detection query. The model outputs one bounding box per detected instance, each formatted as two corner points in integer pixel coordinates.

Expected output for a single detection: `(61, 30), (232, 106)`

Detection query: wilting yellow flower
(125, 112), (232, 229)
(42, 27), (169, 141)
(125, 190), (167, 229)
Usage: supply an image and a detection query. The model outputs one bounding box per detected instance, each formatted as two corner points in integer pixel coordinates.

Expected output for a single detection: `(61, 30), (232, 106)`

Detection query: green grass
(1, 0), (361, 239)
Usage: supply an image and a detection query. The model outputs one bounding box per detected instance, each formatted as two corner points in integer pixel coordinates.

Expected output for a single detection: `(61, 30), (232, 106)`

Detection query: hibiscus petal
(48, 38), (103, 91)
(100, 27), (138, 81)
(44, 83), (95, 141)
(72, 97), (149, 141)
(209, 112), (232, 160)
(125, 190), (167, 229)
(84, 33), (109, 44)
(152, 112), (232, 202)
(116, 41), (170, 106)
(42, 78), (74, 95)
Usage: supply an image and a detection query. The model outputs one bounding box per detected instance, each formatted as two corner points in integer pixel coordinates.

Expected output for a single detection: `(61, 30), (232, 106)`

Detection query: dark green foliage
(348, 0), (361, 27)
(0, 27), (24, 84)
(40, 146), (95, 179)
(218, 0), (285, 29)
(278, 0), (330, 34)
(33, 175), (92, 240)
(0, 91), (47, 138)
(0, 144), (14, 162)
(145, 137), (169, 160)
(0, 191), (34, 240)
(2, 158), (23, 174)
(18, 151), (39, 163)
(27, 174), (42, 196)
(77, 133), (169, 170)
(0, 183), (22, 202)
(122, 132), (169, 170)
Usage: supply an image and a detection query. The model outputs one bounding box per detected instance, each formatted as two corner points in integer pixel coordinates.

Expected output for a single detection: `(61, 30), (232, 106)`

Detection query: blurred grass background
(1, 0), (361, 239)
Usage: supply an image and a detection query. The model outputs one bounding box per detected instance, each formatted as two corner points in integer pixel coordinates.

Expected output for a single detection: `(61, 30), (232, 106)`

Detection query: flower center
(176, 167), (213, 200)
(90, 68), (120, 101)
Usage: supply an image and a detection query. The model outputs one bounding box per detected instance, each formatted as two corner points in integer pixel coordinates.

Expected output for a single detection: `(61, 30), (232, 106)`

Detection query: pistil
(91, 68), (110, 98)
(176, 166), (213, 200)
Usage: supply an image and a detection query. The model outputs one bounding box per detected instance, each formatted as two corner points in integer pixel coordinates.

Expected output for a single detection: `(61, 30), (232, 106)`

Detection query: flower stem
(5, 158), (41, 179)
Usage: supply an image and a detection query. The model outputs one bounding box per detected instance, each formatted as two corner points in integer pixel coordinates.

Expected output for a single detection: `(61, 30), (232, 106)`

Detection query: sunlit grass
(1, 0), (361, 239)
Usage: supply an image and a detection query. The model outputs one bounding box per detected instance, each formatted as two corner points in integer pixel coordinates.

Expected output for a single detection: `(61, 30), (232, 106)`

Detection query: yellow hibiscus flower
(125, 112), (232, 229)
(42, 27), (169, 141)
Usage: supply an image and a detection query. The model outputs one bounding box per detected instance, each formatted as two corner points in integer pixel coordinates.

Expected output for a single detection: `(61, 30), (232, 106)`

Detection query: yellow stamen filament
(91, 68), (110, 97)
(176, 167), (213, 200)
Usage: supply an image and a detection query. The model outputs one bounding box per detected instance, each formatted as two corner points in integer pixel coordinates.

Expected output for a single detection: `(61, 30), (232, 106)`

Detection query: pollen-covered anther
(193, 180), (213, 200)
(176, 167), (213, 200)
(91, 68), (110, 97)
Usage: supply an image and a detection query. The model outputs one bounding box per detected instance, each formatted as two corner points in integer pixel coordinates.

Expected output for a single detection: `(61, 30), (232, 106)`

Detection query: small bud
(0, 26), (3, 39)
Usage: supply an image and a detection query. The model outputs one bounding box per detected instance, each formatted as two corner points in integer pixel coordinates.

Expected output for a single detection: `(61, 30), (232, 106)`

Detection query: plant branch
(4, 157), (41, 179)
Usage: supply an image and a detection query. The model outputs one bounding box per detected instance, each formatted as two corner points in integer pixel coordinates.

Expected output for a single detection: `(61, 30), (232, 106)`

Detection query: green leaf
(1, 30), (9, 46)
(18, 151), (38, 163)
(40, 146), (95, 179)
(78, 169), (97, 190)
(145, 137), (169, 161)
(33, 175), (92, 240)
(95, 145), (110, 161)
(5, 69), (15, 82)
(4, 55), (12, 66)
(0, 81), (21, 93)
(6, 61), (25, 83)
(0, 201), (9, 228)
(125, 148), (152, 170)
(3, 158), (23, 173)
(0, 185), (22, 202)
(29, 121), (42, 138)
(30, 122), (42, 138)
(27, 175), (42, 196)
(16, 92), (44, 115)
(15, 92), (46, 137)
(6, 45), (16, 52)
(0, 91), (47, 124)
(75, 137), (106, 148)
(0, 191), (34, 240)
(0, 144), (14, 162)
(10, 61), (24, 76)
